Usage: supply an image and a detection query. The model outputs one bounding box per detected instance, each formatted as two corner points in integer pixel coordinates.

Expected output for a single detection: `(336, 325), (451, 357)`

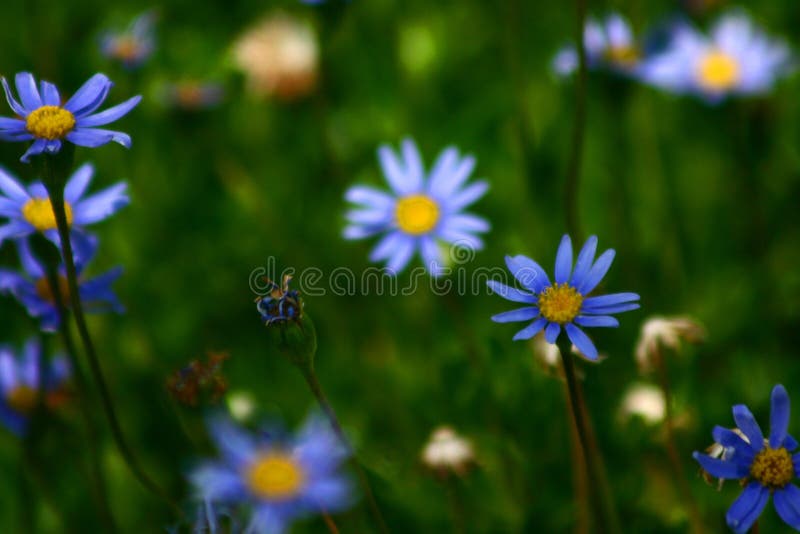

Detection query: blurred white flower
(226, 391), (256, 422)
(619, 383), (666, 425)
(635, 316), (706, 373)
(421, 426), (474, 475)
(233, 14), (318, 100)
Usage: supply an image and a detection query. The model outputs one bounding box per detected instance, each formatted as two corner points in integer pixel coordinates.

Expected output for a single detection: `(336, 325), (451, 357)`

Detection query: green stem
(564, 0), (588, 242)
(299, 367), (390, 534)
(654, 348), (705, 534)
(557, 338), (620, 534)
(43, 260), (118, 532)
(40, 158), (177, 513)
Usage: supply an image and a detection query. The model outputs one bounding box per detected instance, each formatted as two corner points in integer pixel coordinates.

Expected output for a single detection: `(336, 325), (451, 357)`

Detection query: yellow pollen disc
(35, 276), (71, 305)
(538, 283), (583, 324)
(395, 194), (440, 235)
(604, 46), (639, 67)
(22, 197), (73, 232)
(25, 106), (76, 140)
(6, 385), (38, 414)
(697, 51), (740, 91)
(246, 452), (305, 500)
(750, 447), (795, 489)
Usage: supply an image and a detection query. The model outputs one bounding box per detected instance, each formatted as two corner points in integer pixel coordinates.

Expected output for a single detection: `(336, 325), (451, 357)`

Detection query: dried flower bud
(167, 351), (230, 406)
(635, 316), (706, 373)
(421, 426), (475, 477)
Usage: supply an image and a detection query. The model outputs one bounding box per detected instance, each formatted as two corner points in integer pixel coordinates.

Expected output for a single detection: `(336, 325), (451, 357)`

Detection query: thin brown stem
(321, 511), (341, 534)
(299, 367), (390, 534)
(654, 348), (705, 534)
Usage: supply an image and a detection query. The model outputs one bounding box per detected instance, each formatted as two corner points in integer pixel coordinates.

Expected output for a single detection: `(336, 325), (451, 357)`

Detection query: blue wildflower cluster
(553, 9), (793, 103)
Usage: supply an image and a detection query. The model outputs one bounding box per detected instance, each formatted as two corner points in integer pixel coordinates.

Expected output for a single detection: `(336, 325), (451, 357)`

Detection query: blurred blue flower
(693, 385), (800, 533)
(552, 13), (641, 77)
(166, 500), (242, 534)
(0, 72), (142, 162)
(256, 275), (302, 325)
(190, 414), (354, 534)
(488, 235), (640, 360)
(344, 138), (489, 276)
(0, 338), (70, 436)
(0, 237), (123, 332)
(161, 81), (225, 111)
(0, 162), (129, 252)
(100, 11), (156, 69)
(638, 11), (793, 102)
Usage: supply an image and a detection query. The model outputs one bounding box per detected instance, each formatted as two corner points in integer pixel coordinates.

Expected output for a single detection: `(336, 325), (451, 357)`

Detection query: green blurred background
(1, 0), (800, 532)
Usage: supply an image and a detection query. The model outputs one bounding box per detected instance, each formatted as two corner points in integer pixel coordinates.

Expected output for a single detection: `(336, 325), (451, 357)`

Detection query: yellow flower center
(538, 283), (583, 324)
(35, 276), (71, 305)
(6, 385), (38, 414)
(697, 51), (740, 91)
(604, 46), (639, 67)
(25, 106), (76, 140)
(22, 197), (73, 232)
(246, 452), (305, 500)
(395, 194), (440, 235)
(750, 446), (795, 489)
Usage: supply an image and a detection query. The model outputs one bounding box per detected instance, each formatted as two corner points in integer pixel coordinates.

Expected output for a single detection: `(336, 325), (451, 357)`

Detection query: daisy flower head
(638, 11), (793, 103)
(190, 414), (354, 534)
(0, 162), (129, 252)
(487, 235), (640, 360)
(0, 237), (123, 332)
(256, 275), (302, 326)
(0, 72), (142, 162)
(100, 11), (156, 68)
(344, 138), (489, 276)
(0, 338), (70, 436)
(693, 385), (800, 533)
(552, 13), (641, 77)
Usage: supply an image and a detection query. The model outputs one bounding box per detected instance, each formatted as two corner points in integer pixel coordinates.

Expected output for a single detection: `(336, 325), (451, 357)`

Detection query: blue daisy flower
(552, 13), (642, 77)
(190, 414), (354, 534)
(693, 385), (800, 533)
(638, 11), (793, 102)
(0, 162), (129, 252)
(487, 234), (640, 360)
(100, 11), (156, 69)
(344, 138), (489, 276)
(0, 237), (123, 332)
(0, 72), (142, 162)
(0, 338), (70, 436)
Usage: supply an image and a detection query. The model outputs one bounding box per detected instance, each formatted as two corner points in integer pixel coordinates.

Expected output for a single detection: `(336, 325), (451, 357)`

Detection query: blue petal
(726, 482), (769, 534)
(0, 221), (31, 246)
(420, 235), (444, 276)
(0, 167), (29, 201)
(342, 225), (381, 240)
(20, 138), (48, 162)
(302, 478), (353, 512)
(581, 293), (640, 310)
(446, 180), (489, 212)
(733, 405), (765, 453)
(64, 163), (94, 203)
(443, 214), (489, 233)
(386, 235), (416, 274)
(512, 317), (548, 340)
(573, 315), (619, 328)
(554, 235), (573, 284)
(64, 74), (112, 116)
(486, 280), (537, 304)
(565, 323), (598, 360)
(692, 452), (750, 479)
(79, 267), (124, 313)
(369, 231), (405, 262)
(491, 306), (539, 323)
(344, 186), (394, 210)
(77, 95), (141, 127)
(570, 235), (597, 287)
(206, 415), (258, 468)
(577, 249), (615, 294)
(544, 322), (561, 343)
(248, 506), (289, 534)
(774, 485), (800, 530)
(712, 426), (756, 460)
(17, 239), (45, 278)
(39, 81), (60, 106)
(770, 384), (791, 449)
(189, 463), (248, 503)
(1, 77), (26, 116)
(378, 144), (415, 195)
(401, 138), (424, 192)
(67, 128), (130, 148)
(0, 350), (16, 392)
(429, 149), (475, 198)
(582, 302), (640, 315)
(0, 117), (26, 131)
(427, 146), (459, 196)
(15, 73), (42, 111)
(505, 255), (550, 293)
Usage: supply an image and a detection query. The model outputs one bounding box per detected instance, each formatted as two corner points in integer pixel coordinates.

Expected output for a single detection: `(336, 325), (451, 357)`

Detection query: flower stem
(321, 511), (341, 534)
(299, 366), (390, 534)
(557, 338), (620, 534)
(653, 347), (705, 534)
(43, 259), (118, 533)
(40, 158), (177, 513)
(564, 0), (588, 242)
